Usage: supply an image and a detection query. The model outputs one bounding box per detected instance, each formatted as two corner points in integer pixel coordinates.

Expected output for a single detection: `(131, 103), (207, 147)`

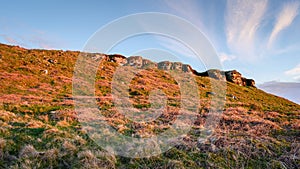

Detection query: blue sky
(0, 0), (299, 103)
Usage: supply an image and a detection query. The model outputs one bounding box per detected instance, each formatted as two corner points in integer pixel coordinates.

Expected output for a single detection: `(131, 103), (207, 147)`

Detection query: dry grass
(78, 150), (116, 169)
(19, 145), (39, 158)
(56, 119), (71, 127)
(63, 140), (77, 152)
(26, 120), (45, 128)
(0, 110), (16, 121)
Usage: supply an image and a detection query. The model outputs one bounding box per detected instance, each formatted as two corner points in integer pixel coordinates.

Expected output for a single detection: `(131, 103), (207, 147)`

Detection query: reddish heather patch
(0, 94), (23, 103)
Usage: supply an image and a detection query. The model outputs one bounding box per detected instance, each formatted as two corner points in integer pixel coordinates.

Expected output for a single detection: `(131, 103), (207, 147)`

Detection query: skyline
(0, 0), (299, 103)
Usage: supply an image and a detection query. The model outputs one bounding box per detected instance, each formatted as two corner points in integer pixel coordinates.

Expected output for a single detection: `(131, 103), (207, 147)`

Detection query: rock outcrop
(126, 56), (156, 68)
(157, 61), (194, 73)
(197, 69), (226, 81)
(126, 56), (143, 67)
(198, 69), (255, 87)
(225, 70), (243, 85)
(225, 70), (255, 87)
(108, 54), (127, 65)
(182, 64), (193, 73)
(97, 54), (255, 87)
(245, 78), (255, 87)
(157, 61), (172, 70)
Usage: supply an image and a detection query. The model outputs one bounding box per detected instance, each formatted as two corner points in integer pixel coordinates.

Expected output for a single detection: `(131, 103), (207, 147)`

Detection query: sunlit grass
(0, 43), (299, 168)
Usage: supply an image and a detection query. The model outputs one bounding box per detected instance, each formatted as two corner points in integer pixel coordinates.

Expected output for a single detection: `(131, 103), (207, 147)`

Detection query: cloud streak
(0, 34), (27, 47)
(163, 0), (204, 30)
(225, 0), (268, 60)
(219, 52), (237, 63)
(285, 64), (300, 81)
(0, 19), (64, 49)
(0, 33), (57, 49)
(0, 34), (18, 44)
(155, 36), (197, 58)
(267, 1), (300, 48)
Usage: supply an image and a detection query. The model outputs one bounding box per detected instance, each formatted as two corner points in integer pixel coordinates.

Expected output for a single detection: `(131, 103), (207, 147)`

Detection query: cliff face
(108, 54), (127, 65)
(125, 56), (157, 68)
(195, 69), (255, 87)
(157, 61), (192, 73)
(105, 54), (255, 87)
(108, 55), (194, 73)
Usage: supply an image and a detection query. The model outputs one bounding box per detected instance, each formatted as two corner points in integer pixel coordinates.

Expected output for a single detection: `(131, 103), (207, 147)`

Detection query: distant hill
(0, 43), (299, 168)
(259, 81), (300, 104)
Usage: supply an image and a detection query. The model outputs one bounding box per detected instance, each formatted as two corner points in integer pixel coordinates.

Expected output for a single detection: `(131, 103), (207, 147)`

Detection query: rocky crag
(103, 54), (255, 87)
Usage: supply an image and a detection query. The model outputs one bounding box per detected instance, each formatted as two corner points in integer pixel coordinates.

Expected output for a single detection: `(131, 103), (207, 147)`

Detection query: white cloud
(225, 0), (268, 60)
(285, 64), (300, 81)
(267, 1), (300, 48)
(219, 52), (237, 63)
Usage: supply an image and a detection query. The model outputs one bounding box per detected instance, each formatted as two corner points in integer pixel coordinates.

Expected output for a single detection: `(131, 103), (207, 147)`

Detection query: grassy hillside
(0, 43), (299, 168)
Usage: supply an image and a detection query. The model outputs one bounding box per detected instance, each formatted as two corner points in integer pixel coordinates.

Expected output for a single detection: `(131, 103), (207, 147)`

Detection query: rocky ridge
(103, 54), (255, 87)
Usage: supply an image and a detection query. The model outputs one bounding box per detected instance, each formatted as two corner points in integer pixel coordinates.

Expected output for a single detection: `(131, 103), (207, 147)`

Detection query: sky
(0, 0), (299, 103)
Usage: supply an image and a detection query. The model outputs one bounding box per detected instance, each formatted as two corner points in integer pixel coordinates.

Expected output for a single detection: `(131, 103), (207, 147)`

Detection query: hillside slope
(0, 43), (299, 168)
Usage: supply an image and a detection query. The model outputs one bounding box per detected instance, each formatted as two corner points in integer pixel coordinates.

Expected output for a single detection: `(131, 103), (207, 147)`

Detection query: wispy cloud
(163, 0), (204, 29)
(155, 36), (196, 58)
(0, 34), (27, 47)
(267, 1), (300, 48)
(219, 52), (237, 63)
(0, 33), (57, 49)
(0, 19), (64, 49)
(225, 0), (268, 60)
(0, 34), (18, 44)
(285, 64), (300, 81)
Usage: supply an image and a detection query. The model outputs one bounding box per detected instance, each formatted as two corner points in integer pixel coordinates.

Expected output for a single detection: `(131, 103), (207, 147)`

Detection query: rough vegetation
(0, 43), (299, 168)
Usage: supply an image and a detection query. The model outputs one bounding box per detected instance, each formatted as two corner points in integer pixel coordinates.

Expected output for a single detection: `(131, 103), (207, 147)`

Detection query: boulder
(47, 59), (57, 64)
(206, 92), (216, 96)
